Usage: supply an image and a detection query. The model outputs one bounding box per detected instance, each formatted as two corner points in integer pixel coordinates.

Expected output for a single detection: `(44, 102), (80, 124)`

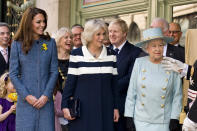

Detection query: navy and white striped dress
(62, 45), (118, 131)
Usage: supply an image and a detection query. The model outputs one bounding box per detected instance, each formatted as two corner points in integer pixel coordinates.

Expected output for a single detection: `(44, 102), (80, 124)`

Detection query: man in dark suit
(168, 22), (185, 63)
(0, 22), (10, 76)
(108, 19), (143, 131)
(151, 18), (184, 63)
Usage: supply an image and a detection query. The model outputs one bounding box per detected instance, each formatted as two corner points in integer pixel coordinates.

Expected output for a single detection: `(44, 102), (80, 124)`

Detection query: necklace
(58, 67), (67, 88)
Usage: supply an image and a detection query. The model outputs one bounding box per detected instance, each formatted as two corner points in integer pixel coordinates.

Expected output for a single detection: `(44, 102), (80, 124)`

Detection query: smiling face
(90, 28), (106, 48)
(32, 13), (46, 40)
(169, 23), (182, 45)
(71, 27), (83, 48)
(0, 26), (10, 48)
(108, 23), (127, 47)
(59, 32), (73, 52)
(146, 39), (164, 63)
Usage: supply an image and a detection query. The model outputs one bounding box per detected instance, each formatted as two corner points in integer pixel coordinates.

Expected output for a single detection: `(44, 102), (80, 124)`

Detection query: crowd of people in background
(0, 6), (196, 131)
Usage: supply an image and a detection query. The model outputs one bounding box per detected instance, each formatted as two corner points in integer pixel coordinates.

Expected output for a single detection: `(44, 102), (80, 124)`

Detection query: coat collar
(82, 45), (107, 60)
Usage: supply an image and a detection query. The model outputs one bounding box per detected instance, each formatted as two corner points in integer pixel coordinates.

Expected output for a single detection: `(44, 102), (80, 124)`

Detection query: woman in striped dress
(61, 19), (119, 131)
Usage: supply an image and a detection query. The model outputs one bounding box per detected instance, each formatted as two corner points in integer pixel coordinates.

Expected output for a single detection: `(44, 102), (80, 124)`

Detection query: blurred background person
(0, 22), (11, 76)
(71, 24), (84, 49)
(52, 27), (73, 89)
(9, 7), (58, 131)
(169, 22), (185, 63)
(62, 19), (119, 131)
(52, 27), (73, 131)
(125, 28), (182, 131)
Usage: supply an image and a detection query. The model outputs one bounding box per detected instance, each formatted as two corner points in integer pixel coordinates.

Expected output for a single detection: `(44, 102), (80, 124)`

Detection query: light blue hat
(136, 28), (173, 47)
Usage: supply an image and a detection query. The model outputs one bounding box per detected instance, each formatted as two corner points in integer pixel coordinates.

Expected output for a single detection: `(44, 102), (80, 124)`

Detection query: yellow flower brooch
(41, 43), (48, 51)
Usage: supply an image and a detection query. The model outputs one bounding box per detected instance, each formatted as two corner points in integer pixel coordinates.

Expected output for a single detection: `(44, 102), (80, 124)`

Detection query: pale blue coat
(9, 38), (58, 131)
(124, 56), (182, 131)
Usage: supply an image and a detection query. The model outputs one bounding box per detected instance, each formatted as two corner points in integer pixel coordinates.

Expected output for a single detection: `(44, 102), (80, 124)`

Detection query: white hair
(82, 19), (107, 45)
(52, 27), (71, 44)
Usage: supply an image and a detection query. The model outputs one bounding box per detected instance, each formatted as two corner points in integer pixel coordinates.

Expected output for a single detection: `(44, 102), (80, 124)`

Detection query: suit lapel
(117, 42), (129, 64)
(166, 44), (175, 58)
(0, 52), (7, 64)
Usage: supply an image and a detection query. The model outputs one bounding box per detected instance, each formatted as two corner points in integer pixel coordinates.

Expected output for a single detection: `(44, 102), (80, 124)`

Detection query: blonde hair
(52, 27), (72, 53)
(0, 72), (10, 98)
(109, 19), (128, 34)
(82, 19), (107, 45)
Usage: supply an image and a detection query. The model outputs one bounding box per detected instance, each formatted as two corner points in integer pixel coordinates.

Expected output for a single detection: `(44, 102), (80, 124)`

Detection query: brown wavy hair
(14, 7), (50, 54)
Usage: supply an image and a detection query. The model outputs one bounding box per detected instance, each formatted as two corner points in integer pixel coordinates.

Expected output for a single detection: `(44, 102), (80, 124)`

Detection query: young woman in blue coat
(9, 7), (58, 131)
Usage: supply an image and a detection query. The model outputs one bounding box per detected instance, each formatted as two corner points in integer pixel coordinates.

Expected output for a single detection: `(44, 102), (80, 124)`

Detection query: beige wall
(36, 0), (70, 35)
(36, 0), (59, 34)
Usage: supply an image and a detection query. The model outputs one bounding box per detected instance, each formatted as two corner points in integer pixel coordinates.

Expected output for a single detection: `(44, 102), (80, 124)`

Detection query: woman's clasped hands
(25, 95), (48, 109)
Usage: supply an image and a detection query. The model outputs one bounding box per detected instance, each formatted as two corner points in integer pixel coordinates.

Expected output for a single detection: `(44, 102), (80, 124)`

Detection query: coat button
(161, 96), (165, 99)
(142, 77), (146, 80)
(142, 85), (145, 88)
(166, 71), (170, 75)
(160, 104), (165, 108)
(142, 103), (144, 106)
(142, 94), (145, 97)
(166, 78), (168, 82)
(162, 87), (166, 90)
(142, 69), (146, 72)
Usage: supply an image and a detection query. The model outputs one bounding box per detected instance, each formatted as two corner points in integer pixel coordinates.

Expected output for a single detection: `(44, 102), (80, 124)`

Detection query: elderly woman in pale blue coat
(124, 28), (182, 131)
(9, 8), (58, 131)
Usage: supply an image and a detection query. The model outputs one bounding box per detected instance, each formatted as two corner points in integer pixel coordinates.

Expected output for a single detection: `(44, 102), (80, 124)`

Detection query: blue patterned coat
(9, 38), (58, 131)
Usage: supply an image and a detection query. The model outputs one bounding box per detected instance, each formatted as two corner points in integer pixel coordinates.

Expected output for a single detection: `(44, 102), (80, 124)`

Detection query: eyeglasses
(169, 31), (181, 34)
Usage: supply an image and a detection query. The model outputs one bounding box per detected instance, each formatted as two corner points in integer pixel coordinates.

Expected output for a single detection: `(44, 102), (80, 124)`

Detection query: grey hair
(0, 22), (10, 31)
(151, 18), (169, 32)
(71, 24), (84, 30)
(52, 27), (71, 44)
(82, 19), (107, 45)
(52, 27), (72, 50)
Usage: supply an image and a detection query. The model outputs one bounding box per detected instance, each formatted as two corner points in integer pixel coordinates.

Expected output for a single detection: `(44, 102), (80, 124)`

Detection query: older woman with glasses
(124, 28), (182, 131)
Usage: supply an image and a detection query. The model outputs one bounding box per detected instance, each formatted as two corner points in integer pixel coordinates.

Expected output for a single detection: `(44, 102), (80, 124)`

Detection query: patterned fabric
(9, 39), (58, 131)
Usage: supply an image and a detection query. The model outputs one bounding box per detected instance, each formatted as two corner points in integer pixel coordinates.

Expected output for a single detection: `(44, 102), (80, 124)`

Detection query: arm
(124, 59), (138, 118)
(9, 41), (30, 99)
(43, 39), (59, 98)
(61, 53), (78, 120)
(61, 53), (78, 109)
(0, 104), (16, 122)
(54, 91), (64, 117)
(112, 55), (120, 122)
(118, 58), (135, 93)
(118, 49), (142, 93)
(171, 73), (182, 120)
(112, 55), (119, 109)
